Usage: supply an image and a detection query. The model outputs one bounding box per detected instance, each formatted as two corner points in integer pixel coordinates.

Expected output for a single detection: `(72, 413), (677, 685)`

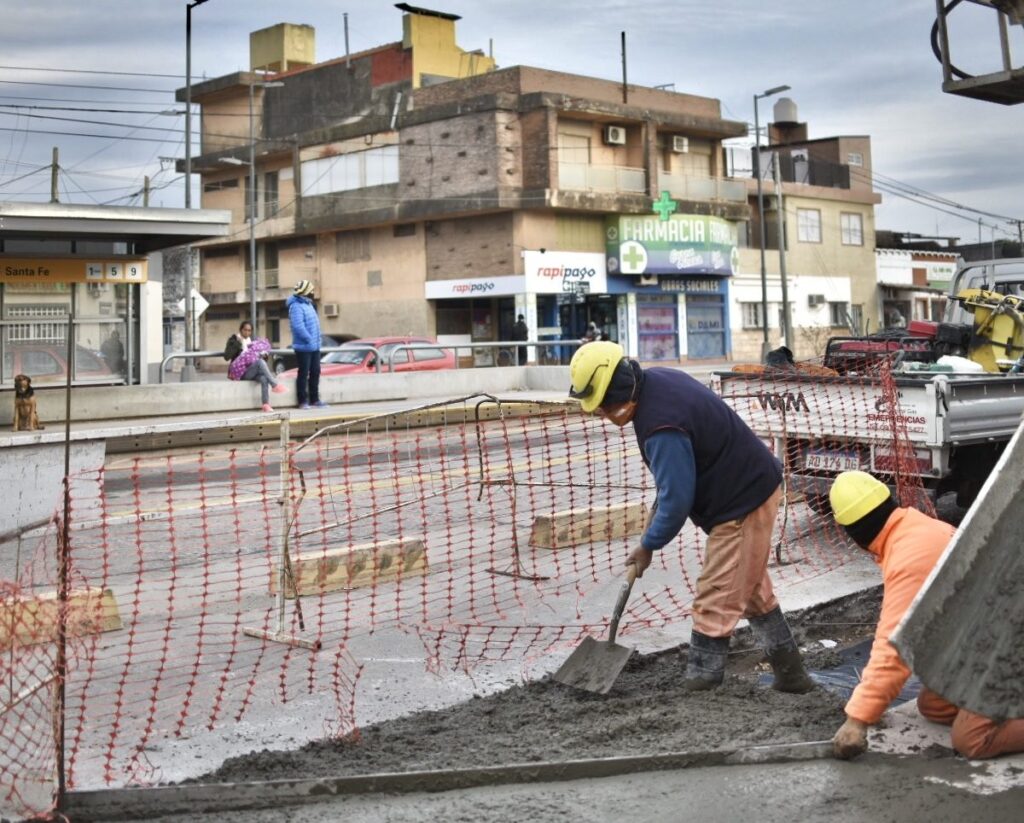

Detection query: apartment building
(730, 99), (882, 361)
(181, 4), (754, 365)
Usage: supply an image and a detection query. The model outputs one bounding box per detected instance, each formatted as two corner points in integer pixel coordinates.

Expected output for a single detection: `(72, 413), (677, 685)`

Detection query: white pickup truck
(713, 257), (1024, 512)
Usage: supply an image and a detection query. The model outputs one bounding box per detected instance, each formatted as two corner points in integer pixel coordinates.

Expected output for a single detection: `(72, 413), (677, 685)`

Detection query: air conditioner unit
(808, 294), (826, 307)
(603, 125), (626, 146)
(671, 135), (689, 153)
(323, 302), (340, 318)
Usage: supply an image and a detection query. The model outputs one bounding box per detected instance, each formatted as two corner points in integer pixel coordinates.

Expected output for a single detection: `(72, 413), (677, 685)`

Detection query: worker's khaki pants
(918, 688), (1024, 759)
(691, 485), (782, 638)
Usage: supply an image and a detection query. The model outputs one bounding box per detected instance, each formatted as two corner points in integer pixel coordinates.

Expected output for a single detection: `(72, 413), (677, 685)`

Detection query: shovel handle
(607, 563), (639, 644)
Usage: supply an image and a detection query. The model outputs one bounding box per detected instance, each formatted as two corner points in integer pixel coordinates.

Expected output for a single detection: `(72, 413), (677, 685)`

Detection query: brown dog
(13, 374), (43, 431)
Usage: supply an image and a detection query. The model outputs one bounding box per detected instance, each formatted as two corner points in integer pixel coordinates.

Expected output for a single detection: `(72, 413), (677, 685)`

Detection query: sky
(1, 0), (1022, 243)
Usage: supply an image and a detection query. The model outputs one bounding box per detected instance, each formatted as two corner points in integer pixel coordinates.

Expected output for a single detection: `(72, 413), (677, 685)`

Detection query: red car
(281, 336), (456, 377)
(4, 342), (116, 384)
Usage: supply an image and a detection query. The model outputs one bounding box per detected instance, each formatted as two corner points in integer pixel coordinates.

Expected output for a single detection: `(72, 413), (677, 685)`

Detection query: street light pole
(754, 84), (790, 360)
(183, 0), (209, 382)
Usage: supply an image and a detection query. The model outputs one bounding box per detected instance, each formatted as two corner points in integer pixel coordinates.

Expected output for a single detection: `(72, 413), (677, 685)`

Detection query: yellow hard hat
(829, 471), (891, 525)
(569, 341), (624, 413)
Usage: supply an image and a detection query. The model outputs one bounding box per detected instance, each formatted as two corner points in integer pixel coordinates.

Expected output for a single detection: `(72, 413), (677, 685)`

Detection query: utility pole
(773, 152), (793, 351)
(143, 175), (150, 207)
(182, 0), (210, 383)
(50, 147), (59, 203)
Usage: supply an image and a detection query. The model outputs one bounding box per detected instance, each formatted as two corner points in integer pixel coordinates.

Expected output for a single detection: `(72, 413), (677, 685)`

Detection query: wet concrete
(125, 755), (1024, 823)
(195, 591), (882, 784)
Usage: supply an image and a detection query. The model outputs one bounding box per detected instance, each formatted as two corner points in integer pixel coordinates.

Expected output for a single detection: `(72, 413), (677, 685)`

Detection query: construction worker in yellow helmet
(569, 342), (813, 693)
(829, 470), (1024, 760)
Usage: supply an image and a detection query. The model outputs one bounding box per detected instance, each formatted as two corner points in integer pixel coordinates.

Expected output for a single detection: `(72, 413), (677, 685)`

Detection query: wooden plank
(272, 537), (428, 598)
(529, 502), (648, 550)
(1, 587), (122, 650)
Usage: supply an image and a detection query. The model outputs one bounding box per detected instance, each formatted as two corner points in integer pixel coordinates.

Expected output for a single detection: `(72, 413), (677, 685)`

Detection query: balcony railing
(658, 171), (748, 203)
(558, 163), (647, 193)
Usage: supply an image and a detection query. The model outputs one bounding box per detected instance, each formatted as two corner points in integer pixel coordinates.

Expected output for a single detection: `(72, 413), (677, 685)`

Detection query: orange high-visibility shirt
(844, 507), (956, 726)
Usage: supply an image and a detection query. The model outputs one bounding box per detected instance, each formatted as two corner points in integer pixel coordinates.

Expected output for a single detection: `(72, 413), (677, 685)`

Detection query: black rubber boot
(748, 606), (815, 694)
(682, 630), (730, 691)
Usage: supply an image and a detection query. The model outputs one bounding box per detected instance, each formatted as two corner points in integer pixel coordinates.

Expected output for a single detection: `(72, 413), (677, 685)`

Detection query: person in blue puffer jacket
(287, 280), (328, 409)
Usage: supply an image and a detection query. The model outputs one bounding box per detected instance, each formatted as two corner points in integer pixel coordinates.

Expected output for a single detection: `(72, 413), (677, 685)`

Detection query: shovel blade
(552, 636), (634, 694)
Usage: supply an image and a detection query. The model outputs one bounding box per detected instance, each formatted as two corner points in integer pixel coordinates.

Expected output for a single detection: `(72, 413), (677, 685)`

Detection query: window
(203, 178), (239, 193)
(393, 223), (416, 237)
(840, 212), (863, 246)
(301, 145), (399, 196)
(797, 209), (822, 243)
(847, 152), (864, 167)
(336, 230), (370, 263)
(557, 133), (591, 165)
(829, 301), (849, 327)
(243, 174), (258, 221)
(263, 171), (279, 217)
(412, 347), (446, 362)
(741, 302), (766, 329)
(850, 304), (864, 335)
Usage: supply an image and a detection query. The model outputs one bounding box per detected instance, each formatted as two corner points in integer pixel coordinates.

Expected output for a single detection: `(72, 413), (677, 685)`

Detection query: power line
(0, 79), (175, 94)
(0, 64), (187, 80)
(0, 104), (183, 116)
(0, 125), (175, 144)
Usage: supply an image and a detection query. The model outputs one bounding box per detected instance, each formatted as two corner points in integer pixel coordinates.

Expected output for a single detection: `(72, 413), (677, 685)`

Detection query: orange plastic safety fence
(0, 381), (932, 817)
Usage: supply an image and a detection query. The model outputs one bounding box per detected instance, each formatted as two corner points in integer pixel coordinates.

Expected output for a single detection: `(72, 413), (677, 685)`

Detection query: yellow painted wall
(403, 13), (494, 90)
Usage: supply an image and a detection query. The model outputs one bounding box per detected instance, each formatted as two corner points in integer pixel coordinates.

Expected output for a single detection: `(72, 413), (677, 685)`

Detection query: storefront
(427, 252), (610, 365)
(605, 211), (737, 361)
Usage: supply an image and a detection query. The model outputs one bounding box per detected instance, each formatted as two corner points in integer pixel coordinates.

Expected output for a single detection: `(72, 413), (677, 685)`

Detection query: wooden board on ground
(272, 537), (428, 598)
(1, 587), (122, 650)
(530, 501), (648, 550)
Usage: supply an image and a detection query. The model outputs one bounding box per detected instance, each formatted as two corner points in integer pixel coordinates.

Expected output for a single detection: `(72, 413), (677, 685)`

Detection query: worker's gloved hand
(832, 718), (869, 760)
(626, 546), (654, 578)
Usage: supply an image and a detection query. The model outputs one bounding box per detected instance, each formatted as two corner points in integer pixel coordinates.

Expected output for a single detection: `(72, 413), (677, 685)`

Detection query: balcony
(658, 171), (748, 203)
(200, 267), (314, 306)
(558, 163), (646, 193)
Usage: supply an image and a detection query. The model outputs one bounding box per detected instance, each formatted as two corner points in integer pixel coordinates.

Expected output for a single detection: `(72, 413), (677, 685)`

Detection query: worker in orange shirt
(828, 471), (1024, 760)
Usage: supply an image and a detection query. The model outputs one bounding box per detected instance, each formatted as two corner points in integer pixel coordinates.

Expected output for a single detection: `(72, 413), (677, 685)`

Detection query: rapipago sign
(605, 214), (739, 276)
(523, 251), (607, 294)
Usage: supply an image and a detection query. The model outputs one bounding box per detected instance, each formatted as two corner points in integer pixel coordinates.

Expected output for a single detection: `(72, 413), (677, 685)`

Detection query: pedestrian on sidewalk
(829, 470), (1024, 761)
(567, 341), (814, 693)
(512, 313), (529, 365)
(287, 280), (328, 410)
(224, 321), (286, 412)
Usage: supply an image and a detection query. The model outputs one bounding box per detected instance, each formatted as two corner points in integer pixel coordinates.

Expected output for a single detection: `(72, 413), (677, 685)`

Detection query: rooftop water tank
(773, 97), (798, 125)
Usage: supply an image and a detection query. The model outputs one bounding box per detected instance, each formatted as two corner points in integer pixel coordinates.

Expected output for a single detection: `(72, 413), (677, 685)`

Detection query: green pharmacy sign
(606, 213), (740, 276)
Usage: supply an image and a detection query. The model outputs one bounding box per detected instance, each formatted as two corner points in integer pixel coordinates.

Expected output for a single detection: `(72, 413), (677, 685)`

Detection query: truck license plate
(804, 449), (860, 471)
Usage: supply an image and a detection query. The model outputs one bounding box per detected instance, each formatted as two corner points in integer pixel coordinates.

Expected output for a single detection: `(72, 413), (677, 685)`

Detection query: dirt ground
(198, 588), (883, 784)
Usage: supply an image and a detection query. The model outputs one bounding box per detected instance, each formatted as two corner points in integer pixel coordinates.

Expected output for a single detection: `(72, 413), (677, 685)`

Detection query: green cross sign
(622, 243), (645, 270)
(652, 190), (677, 221)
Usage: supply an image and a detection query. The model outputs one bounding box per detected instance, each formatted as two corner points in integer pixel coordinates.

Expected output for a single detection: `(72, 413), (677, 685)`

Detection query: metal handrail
(160, 339), (585, 383)
(384, 339), (584, 370)
(159, 345), (354, 383)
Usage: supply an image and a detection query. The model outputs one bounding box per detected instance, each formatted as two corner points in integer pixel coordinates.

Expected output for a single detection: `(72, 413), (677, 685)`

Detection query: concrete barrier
(1, 366), (570, 426)
(271, 537), (429, 597)
(529, 502), (648, 550)
(0, 586), (122, 650)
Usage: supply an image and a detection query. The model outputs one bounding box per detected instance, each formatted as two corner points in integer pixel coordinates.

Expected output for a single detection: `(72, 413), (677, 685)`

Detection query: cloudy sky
(2, 0), (1022, 242)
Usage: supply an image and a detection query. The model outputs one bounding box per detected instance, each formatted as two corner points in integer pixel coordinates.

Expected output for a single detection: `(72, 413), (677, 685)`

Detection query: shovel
(553, 564), (638, 694)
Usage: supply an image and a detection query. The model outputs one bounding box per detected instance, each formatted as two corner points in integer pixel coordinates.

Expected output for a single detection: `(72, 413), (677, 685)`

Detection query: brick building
(182, 5), (880, 367)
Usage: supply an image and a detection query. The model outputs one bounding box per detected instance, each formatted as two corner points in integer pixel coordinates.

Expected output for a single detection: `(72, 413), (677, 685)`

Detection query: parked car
(3, 342), (116, 384)
(281, 336), (456, 378)
(270, 334), (352, 375)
